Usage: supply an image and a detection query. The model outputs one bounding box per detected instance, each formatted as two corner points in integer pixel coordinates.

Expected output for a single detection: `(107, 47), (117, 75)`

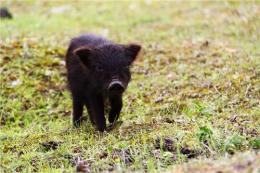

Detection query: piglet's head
(73, 43), (141, 95)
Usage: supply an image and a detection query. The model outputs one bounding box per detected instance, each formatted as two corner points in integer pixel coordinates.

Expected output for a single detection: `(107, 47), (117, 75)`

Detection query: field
(0, 1), (259, 172)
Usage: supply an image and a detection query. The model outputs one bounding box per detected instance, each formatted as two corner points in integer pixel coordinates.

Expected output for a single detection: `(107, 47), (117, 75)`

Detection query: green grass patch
(0, 1), (259, 172)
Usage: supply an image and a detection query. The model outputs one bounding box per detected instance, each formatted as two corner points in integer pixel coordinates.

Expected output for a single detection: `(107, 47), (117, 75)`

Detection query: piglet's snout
(108, 80), (125, 93)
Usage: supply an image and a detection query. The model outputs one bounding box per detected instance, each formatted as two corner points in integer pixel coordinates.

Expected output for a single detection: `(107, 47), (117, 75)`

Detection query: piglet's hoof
(107, 120), (123, 132)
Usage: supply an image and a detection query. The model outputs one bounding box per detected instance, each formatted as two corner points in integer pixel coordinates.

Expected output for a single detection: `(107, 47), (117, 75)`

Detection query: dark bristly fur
(65, 34), (141, 132)
(0, 7), (12, 19)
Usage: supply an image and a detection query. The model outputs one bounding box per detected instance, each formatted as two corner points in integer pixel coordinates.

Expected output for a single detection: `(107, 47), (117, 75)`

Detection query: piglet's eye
(95, 65), (103, 72)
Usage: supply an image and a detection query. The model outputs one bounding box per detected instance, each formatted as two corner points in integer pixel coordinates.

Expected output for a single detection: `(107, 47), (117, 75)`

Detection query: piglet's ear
(125, 44), (142, 63)
(73, 46), (92, 66)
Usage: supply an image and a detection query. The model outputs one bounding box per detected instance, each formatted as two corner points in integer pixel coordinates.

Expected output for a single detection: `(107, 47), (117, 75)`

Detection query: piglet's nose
(108, 80), (125, 92)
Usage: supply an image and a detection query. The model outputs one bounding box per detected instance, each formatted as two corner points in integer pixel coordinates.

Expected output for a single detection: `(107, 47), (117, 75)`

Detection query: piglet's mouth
(108, 80), (125, 93)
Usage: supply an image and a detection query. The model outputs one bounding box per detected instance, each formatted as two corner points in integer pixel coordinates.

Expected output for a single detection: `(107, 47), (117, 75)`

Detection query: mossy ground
(0, 1), (259, 172)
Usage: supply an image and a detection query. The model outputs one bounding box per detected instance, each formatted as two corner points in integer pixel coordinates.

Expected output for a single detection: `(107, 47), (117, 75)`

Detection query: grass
(0, 1), (259, 172)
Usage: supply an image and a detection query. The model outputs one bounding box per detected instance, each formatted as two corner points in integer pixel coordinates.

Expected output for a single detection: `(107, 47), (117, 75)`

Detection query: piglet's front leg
(109, 95), (122, 124)
(72, 95), (84, 128)
(89, 95), (106, 132)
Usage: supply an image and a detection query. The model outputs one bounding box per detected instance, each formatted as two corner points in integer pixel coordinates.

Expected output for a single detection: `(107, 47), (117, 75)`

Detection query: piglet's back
(67, 34), (112, 55)
(66, 34), (112, 67)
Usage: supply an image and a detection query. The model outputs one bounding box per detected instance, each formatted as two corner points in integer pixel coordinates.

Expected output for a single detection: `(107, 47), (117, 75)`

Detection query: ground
(0, 1), (259, 173)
